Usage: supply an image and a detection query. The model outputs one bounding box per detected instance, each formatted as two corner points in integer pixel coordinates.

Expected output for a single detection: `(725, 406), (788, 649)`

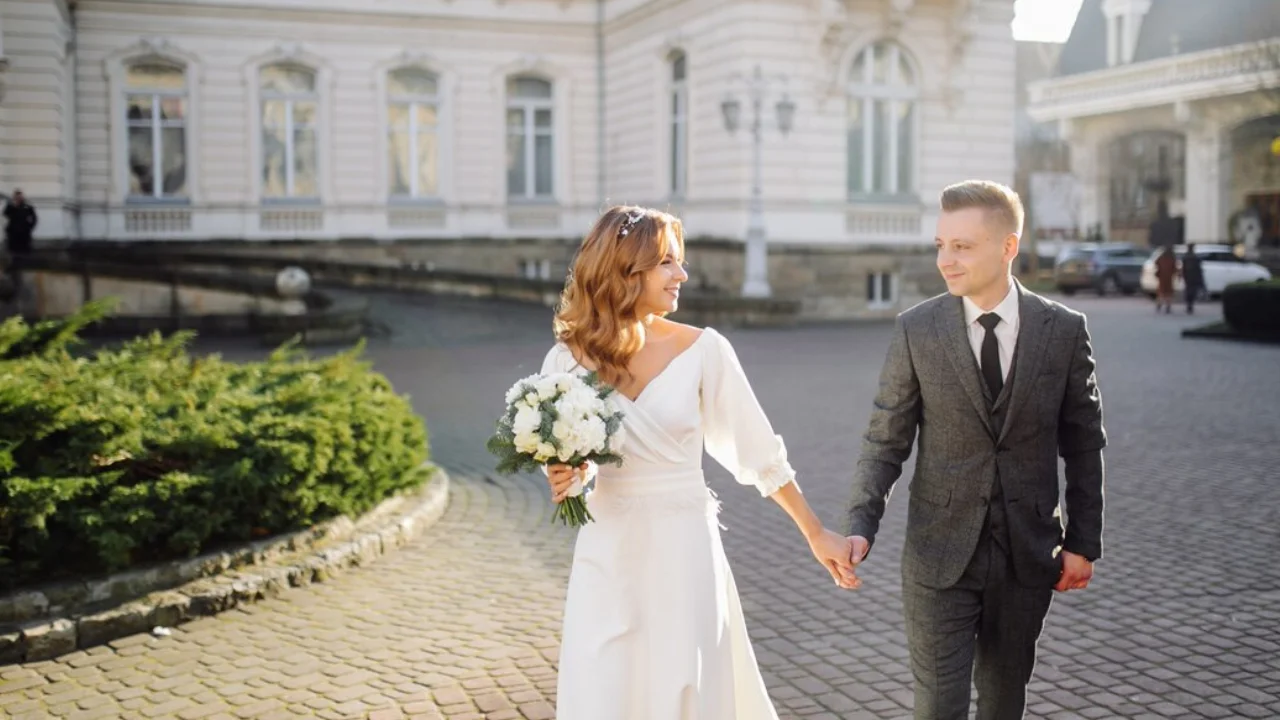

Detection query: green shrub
(1222, 279), (1280, 338)
(0, 301), (429, 590)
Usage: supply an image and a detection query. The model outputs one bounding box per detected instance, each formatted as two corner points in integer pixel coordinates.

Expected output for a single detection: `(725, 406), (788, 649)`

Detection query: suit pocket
(911, 484), (952, 508)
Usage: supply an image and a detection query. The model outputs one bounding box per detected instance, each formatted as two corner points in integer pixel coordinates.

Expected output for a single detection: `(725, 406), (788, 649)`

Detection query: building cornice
(77, 0), (602, 31)
(1028, 39), (1280, 122)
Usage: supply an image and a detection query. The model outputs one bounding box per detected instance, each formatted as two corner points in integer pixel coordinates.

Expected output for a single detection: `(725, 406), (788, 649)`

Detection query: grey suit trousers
(901, 531), (1054, 720)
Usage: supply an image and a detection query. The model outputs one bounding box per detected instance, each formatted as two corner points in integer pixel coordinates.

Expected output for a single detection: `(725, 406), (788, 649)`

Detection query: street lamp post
(721, 64), (795, 298)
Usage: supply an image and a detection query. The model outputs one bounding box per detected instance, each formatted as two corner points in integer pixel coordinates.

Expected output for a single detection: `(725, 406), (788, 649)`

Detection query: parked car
(1053, 243), (1147, 296)
(1140, 244), (1272, 299)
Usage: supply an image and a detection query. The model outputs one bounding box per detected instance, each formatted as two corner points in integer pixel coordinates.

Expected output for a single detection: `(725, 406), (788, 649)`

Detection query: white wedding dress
(541, 328), (792, 720)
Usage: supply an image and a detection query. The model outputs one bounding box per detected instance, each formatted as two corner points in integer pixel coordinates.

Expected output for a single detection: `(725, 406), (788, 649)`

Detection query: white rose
(564, 387), (598, 413)
(512, 404), (541, 438)
(553, 397), (584, 426)
(582, 415), (608, 454)
(536, 442), (558, 463)
(506, 374), (540, 404)
(514, 431), (540, 454)
(555, 375), (575, 393)
(505, 383), (524, 406)
(535, 377), (560, 401)
(552, 420), (573, 441)
(524, 392), (540, 407)
(555, 421), (582, 452)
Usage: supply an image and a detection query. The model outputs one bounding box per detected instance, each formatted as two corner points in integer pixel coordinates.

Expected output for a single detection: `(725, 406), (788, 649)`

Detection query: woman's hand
(807, 527), (861, 590)
(546, 462), (589, 502)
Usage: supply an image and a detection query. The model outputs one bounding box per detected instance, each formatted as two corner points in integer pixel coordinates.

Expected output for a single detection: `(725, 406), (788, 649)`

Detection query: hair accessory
(618, 209), (646, 238)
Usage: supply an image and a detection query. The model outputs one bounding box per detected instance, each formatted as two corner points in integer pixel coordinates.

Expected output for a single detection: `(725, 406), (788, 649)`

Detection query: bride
(541, 206), (858, 719)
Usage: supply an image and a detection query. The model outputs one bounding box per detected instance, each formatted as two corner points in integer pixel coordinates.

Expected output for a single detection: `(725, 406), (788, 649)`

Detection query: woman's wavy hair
(553, 205), (685, 387)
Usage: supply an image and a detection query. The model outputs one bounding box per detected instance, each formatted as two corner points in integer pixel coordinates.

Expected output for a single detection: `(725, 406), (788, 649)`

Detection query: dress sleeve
(540, 344), (568, 375)
(700, 329), (796, 497)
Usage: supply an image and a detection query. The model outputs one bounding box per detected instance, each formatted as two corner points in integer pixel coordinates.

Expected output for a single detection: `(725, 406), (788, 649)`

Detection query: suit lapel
(997, 282), (1055, 444)
(934, 296), (996, 438)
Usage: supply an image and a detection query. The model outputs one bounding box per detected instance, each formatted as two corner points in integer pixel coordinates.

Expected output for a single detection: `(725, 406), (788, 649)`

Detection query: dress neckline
(560, 330), (710, 404)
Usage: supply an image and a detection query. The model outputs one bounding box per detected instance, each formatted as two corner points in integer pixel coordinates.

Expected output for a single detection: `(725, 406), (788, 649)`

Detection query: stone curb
(1181, 320), (1280, 344)
(20, 253), (369, 343)
(0, 466), (450, 665)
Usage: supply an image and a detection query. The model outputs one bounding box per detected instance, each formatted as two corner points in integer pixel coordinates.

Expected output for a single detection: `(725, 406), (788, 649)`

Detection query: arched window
(847, 42), (917, 197)
(387, 67), (441, 199)
(260, 64), (319, 199)
(125, 62), (187, 199)
(670, 52), (688, 197)
(506, 76), (554, 199)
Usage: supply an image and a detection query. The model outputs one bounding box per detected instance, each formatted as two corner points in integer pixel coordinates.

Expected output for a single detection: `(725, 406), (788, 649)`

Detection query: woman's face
(634, 227), (689, 318)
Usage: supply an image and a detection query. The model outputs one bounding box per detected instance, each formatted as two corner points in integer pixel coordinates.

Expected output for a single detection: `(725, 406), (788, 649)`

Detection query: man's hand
(807, 529), (860, 590)
(834, 535), (870, 590)
(1054, 550), (1094, 592)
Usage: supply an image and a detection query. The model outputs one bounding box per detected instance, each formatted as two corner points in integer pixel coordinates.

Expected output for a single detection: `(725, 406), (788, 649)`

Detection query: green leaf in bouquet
(484, 433), (514, 457)
(604, 413), (622, 438)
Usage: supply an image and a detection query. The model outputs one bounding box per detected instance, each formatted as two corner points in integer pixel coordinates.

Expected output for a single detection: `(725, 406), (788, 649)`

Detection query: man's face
(935, 207), (1017, 298)
(13, 193), (24, 205)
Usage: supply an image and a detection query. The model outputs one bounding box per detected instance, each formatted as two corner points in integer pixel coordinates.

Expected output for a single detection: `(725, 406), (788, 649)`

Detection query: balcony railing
(1029, 40), (1280, 120)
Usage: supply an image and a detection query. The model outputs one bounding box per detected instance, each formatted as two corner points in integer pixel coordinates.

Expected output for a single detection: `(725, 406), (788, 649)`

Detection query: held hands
(546, 462), (589, 503)
(807, 529), (863, 590)
(835, 535), (870, 590)
(1054, 550), (1094, 592)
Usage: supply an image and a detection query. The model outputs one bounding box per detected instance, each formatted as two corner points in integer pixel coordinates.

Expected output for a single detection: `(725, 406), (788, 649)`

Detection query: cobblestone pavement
(3, 292), (1278, 720)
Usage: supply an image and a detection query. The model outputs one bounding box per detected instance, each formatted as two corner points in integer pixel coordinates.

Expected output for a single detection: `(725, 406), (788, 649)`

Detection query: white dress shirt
(962, 281), (1020, 382)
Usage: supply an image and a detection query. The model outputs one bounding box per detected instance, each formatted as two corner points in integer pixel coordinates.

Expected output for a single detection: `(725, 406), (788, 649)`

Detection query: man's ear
(1005, 232), (1021, 262)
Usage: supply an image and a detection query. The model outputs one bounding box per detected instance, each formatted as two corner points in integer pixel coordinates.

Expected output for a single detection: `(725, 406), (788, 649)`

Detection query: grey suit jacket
(847, 282), (1107, 589)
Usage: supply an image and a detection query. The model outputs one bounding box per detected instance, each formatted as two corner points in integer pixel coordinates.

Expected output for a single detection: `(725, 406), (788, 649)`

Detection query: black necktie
(977, 313), (1003, 400)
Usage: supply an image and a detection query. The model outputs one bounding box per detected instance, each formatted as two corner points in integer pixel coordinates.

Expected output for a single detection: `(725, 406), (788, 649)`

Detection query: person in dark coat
(1181, 244), (1205, 315)
(2, 190), (38, 256)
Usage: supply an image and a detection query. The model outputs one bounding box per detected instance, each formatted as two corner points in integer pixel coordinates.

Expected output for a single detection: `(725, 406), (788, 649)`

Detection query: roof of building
(1057, 0), (1280, 76)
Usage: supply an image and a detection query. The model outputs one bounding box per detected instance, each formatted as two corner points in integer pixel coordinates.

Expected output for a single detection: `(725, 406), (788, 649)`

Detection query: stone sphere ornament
(275, 266), (311, 299)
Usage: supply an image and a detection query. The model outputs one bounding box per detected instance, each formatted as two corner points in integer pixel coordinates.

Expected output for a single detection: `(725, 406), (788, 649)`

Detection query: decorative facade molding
(241, 43), (336, 209)
(490, 55), (575, 206)
(942, 0), (981, 111)
(103, 39), (205, 203)
(886, 0), (915, 33)
(659, 32), (689, 59)
(821, 27), (932, 105)
(103, 37), (205, 83)
(1028, 40), (1280, 122)
(373, 48), (459, 203)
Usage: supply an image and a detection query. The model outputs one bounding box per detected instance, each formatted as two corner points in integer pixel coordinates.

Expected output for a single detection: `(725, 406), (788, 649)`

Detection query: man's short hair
(940, 180), (1025, 237)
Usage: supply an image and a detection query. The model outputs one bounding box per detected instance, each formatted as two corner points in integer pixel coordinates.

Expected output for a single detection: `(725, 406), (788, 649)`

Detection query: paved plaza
(2, 292), (1278, 719)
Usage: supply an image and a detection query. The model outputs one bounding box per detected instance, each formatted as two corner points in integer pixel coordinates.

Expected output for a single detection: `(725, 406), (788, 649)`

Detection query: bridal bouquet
(486, 371), (625, 526)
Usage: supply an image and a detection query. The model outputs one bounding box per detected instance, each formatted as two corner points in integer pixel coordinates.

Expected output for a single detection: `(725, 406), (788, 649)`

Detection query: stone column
(1069, 132), (1110, 239)
(1183, 121), (1227, 244)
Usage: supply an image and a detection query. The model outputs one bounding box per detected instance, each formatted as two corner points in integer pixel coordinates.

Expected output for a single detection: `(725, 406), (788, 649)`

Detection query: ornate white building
(1029, 0), (1280, 251)
(1, 0), (1016, 255)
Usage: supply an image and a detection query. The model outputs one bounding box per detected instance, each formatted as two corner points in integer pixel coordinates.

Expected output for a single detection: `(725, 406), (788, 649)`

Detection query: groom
(843, 180), (1106, 719)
